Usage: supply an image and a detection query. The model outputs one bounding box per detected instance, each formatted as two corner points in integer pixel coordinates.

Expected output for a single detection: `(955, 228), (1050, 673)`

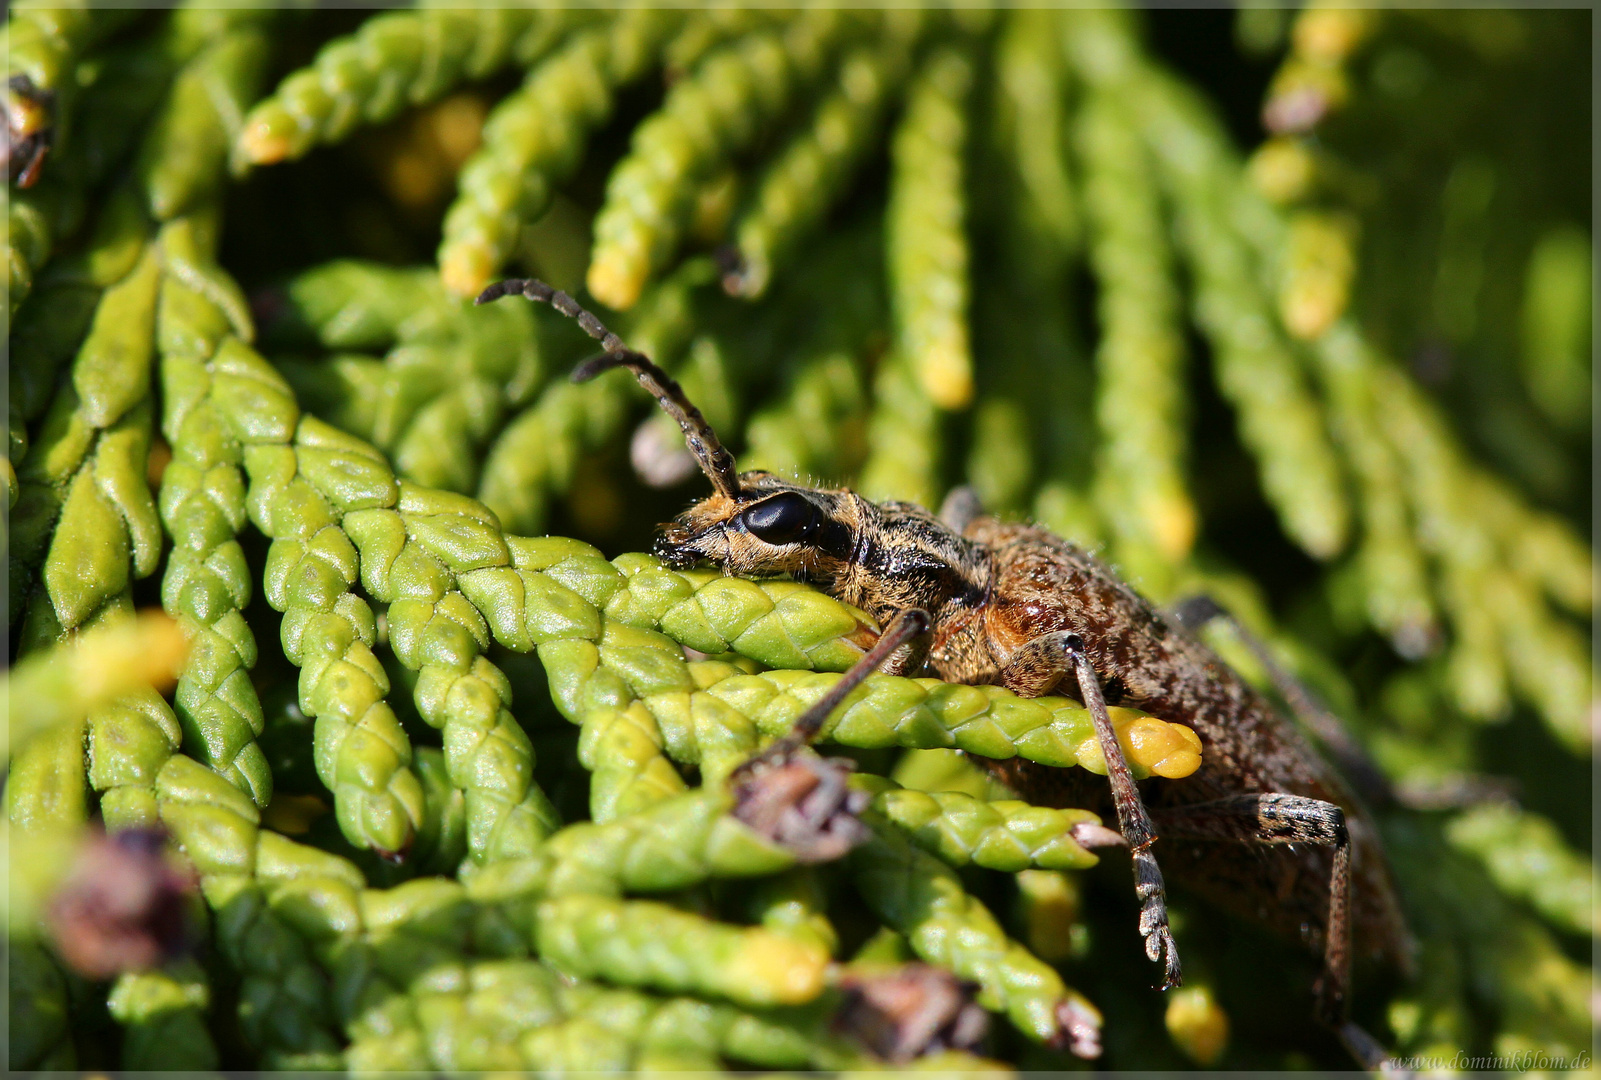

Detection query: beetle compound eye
(742, 492), (820, 545)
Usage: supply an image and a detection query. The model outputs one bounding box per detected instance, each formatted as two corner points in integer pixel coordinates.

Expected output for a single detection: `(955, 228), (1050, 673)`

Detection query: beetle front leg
(727, 609), (932, 863)
(766, 607), (932, 754)
(998, 631), (1183, 990)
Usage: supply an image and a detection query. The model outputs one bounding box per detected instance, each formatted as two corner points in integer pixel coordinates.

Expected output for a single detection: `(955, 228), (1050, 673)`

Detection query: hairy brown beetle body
(480, 277), (1409, 1070)
(667, 475), (1408, 970)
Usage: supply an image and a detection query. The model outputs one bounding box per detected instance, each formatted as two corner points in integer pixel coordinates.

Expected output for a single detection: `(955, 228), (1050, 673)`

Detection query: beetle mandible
(479, 277), (1411, 1070)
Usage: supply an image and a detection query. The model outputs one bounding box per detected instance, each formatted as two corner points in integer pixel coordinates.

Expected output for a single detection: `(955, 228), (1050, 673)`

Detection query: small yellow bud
(240, 122), (292, 166)
(1293, 7), (1376, 65)
(917, 338), (975, 410)
(1149, 490), (1198, 562)
(440, 247), (492, 299)
(1074, 711), (1204, 779)
(1127, 716), (1204, 779)
(1166, 984), (1230, 1066)
(63, 610), (189, 713)
(586, 247), (647, 311)
(727, 933), (829, 1005)
(1280, 212), (1357, 341)
(1249, 137), (1317, 205)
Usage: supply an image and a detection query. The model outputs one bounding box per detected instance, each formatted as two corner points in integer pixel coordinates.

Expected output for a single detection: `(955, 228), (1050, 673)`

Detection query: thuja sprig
(437, 11), (675, 298)
(1368, 348), (1592, 744)
(1444, 801), (1597, 939)
(516, 982), (846, 1071)
(188, 288), (570, 860)
(221, 350), (429, 855)
(11, 195), (163, 648)
(342, 487), (562, 863)
(6, 710), (90, 832)
(236, 7), (582, 169)
(725, 19), (920, 299)
(157, 211), (276, 807)
(1096, 7), (1593, 747)
(885, 45), (976, 413)
(979, 14), (1097, 535)
(137, 12), (271, 221)
(1074, 81), (1195, 582)
(1119, 24), (1593, 740)
(586, 11), (855, 310)
(344, 960), (862, 1072)
(535, 893), (829, 1008)
(860, 776), (1107, 873)
(1385, 819), (1591, 1061)
(1067, 7), (1353, 563)
(1310, 324), (1439, 659)
(273, 259), (542, 496)
(850, 812), (1103, 1054)
(142, 763), (833, 1062)
(159, 756), (360, 1066)
(162, 246), (553, 860)
(992, 8), (1081, 255)
(9, 12), (278, 810)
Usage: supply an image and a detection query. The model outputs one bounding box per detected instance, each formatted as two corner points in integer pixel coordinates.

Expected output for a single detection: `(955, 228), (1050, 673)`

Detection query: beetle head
(655, 471), (862, 577)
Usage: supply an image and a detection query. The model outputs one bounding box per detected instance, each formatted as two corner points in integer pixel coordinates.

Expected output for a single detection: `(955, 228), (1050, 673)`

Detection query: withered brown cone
(835, 964), (990, 1063)
(44, 828), (195, 981)
(731, 750), (871, 864)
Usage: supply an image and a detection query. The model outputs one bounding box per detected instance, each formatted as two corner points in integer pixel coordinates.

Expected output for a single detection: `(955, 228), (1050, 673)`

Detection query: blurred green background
(5, 5), (1592, 1072)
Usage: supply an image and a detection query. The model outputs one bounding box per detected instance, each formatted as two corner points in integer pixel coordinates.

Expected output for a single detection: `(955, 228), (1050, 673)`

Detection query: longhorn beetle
(478, 278), (1411, 1070)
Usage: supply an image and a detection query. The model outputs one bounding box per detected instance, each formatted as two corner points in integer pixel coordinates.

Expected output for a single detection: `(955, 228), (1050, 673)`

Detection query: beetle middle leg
(1151, 792), (1392, 1071)
(997, 631), (1183, 989)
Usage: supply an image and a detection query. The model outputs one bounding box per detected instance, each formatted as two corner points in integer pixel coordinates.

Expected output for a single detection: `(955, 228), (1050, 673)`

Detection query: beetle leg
(734, 607), (932, 769)
(998, 631), (1183, 990)
(727, 608), (932, 863)
(1152, 793), (1394, 1073)
(1171, 595), (1397, 807)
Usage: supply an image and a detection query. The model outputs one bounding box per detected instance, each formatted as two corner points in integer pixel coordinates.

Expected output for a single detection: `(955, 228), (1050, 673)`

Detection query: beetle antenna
(478, 278), (744, 501)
